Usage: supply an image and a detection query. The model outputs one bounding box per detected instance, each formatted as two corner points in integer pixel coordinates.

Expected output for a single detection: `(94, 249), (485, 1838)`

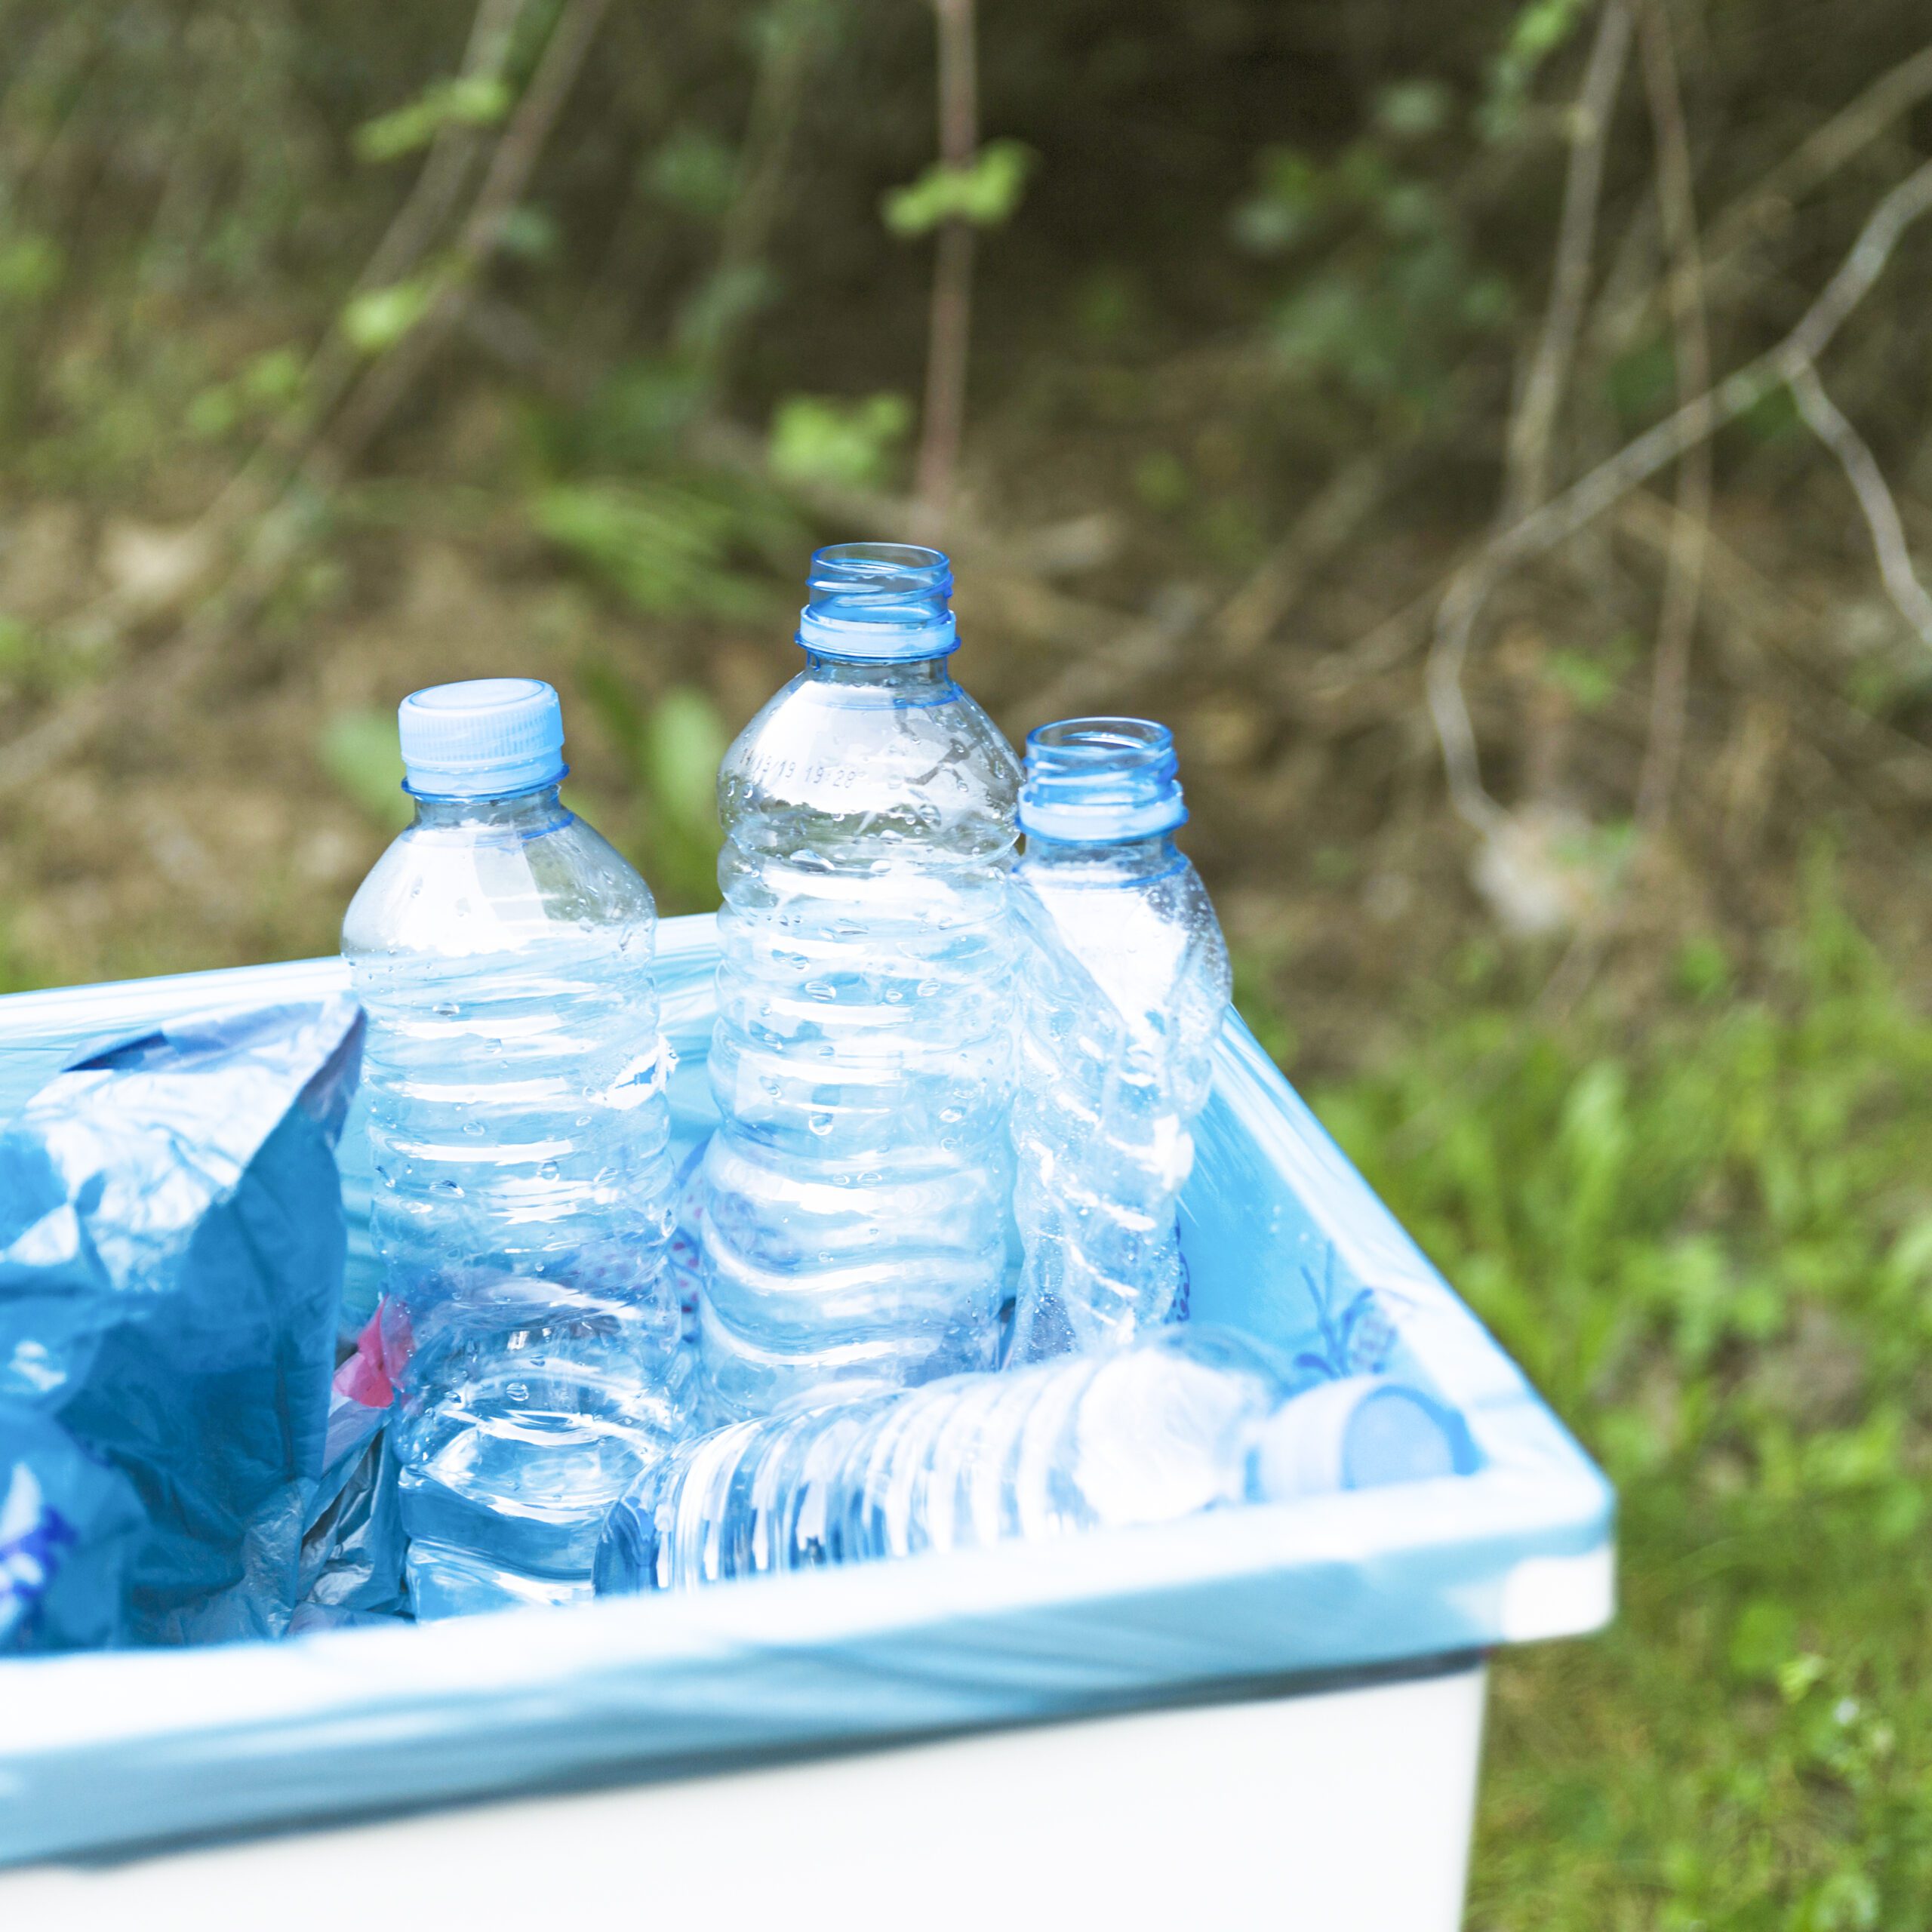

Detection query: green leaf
(644, 128), (740, 221)
(1729, 1598), (1799, 1681)
(241, 346), (306, 408)
(494, 205), (559, 263)
(882, 140), (1036, 238)
(1374, 79), (1454, 140)
(341, 276), (438, 355)
(642, 687), (728, 835)
(318, 709), (409, 829)
(0, 231), (63, 305)
(768, 392), (910, 490)
(354, 73), (512, 166)
(531, 481), (771, 620)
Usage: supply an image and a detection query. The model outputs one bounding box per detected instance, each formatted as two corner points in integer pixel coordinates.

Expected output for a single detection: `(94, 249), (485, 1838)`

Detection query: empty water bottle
(1008, 718), (1232, 1361)
(595, 1324), (1476, 1593)
(697, 544), (1021, 1417)
(342, 679), (685, 1620)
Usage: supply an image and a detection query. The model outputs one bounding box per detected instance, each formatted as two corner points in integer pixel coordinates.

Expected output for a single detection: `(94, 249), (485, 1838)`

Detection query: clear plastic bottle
(341, 679), (684, 1620)
(1008, 718), (1232, 1361)
(595, 1325), (1475, 1593)
(697, 544), (1020, 1417)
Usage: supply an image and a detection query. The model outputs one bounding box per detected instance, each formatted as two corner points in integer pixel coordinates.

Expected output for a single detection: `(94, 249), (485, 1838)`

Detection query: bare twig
(1418, 155), (1932, 830)
(1702, 42), (1932, 270)
(316, 0), (614, 480)
(1213, 454), (1392, 659)
(1787, 361), (1932, 651)
(1632, 0), (1710, 837)
(0, 0), (611, 804)
(1434, 5), (1632, 834)
(1502, 0), (1632, 524)
(198, 0), (532, 531)
(915, 0), (980, 517)
(699, 0), (824, 381)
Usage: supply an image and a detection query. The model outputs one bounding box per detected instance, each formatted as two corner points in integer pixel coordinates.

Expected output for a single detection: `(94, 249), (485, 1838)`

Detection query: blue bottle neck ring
(796, 541), (959, 663)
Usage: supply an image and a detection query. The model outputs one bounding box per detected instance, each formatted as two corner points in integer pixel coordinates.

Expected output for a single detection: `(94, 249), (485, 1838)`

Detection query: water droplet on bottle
(539, 1161), (561, 1181)
(808, 1112), (834, 1137)
(463, 1120), (485, 1137)
(432, 1179), (463, 1198)
(506, 1380), (530, 1404)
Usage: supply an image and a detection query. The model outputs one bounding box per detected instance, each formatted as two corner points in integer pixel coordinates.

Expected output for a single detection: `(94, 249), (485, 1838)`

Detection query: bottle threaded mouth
(1020, 716), (1186, 842)
(798, 542), (958, 661)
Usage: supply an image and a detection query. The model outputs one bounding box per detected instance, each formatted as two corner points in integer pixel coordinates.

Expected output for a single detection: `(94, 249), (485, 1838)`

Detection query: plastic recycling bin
(0, 914), (1614, 1930)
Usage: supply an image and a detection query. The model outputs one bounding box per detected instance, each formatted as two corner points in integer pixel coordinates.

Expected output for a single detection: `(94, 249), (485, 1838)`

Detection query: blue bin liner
(0, 916), (1614, 1864)
(0, 1000), (364, 1649)
(1, 1406), (146, 1652)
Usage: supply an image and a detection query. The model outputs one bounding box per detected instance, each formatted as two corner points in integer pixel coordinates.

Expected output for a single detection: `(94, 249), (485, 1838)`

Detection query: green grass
(1293, 872), (1932, 1927)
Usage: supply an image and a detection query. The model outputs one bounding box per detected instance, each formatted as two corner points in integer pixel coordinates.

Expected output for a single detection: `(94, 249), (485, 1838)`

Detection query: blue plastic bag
(0, 1405), (146, 1652)
(0, 999), (364, 1648)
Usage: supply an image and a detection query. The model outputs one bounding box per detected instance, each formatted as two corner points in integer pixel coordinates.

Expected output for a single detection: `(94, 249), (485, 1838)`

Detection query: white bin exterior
(0, 1661), (1488, 1930)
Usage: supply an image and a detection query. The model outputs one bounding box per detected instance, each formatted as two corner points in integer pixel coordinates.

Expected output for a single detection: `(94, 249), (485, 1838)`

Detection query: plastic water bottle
(1008, 718), (1232, 1361)
(595, 1325), (1475, 1593)
(697, 544), (1021, 1417)
(341, 678), (684, 1620)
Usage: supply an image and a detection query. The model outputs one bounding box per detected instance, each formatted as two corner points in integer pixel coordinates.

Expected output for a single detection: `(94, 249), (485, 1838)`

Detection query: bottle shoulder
(342, 811), (657, 960)
(719, 673), (1020, 849)
(1014, 855), (1231, 1028)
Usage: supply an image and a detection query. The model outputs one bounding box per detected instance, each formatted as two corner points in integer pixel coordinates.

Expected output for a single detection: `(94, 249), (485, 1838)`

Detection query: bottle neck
(1019, 830), (1182, 880)
(408, 781), (571, 833)
(801, 651), (955, 693)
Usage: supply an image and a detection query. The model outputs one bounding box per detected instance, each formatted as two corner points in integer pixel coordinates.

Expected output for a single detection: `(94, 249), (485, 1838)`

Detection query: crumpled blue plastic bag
(291, 1383), (408, 1630)
(0, 998), (365, 1648)
(0, 1405), (146, 1652)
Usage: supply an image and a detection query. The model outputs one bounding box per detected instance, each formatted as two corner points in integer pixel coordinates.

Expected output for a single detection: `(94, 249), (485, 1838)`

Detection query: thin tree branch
(201, 0), (531, 530)
(1702, 42), (1932, 270)
(1788, 361), (1932, 651)
(1419, 154), (1932, 833)
(1633, 0), (1710, 838)
(699, 0), (825, 381)
(309, 0), (614, 482)
(1213, 452), (1392, 660)
(915, 0), (980, 518)
(1435, 2), (1632, 833)
(0, 0), (612, 804)
(1502, 0), (1632, 524)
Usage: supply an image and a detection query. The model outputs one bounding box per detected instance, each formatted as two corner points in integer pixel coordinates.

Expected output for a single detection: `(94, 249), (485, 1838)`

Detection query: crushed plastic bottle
(342, 679), (685, 1620)
(697, 544), (1021, 1418)
(1008, 718), (1232, 1361)
(595, 1324), (1477, 1593)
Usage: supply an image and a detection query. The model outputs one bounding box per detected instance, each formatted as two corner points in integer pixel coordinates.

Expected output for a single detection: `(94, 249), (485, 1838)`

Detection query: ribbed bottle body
(1008, 841), (1231, 1360)
(698, 658), (1020, 1416)
(343, 789), (681, 1615)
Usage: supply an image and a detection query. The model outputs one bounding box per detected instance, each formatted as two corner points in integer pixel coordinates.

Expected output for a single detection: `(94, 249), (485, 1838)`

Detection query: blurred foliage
(529, 475), (798, 619)
(318, 708), (411, 829)
(578, 664), (728, 912)
(355, 72), (512, 165)
(1300, 858), (1932, 1924)
(3, 1), (1932, 1917)
(768, 391), (910, 489)
(882, 140), (1036, 238)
